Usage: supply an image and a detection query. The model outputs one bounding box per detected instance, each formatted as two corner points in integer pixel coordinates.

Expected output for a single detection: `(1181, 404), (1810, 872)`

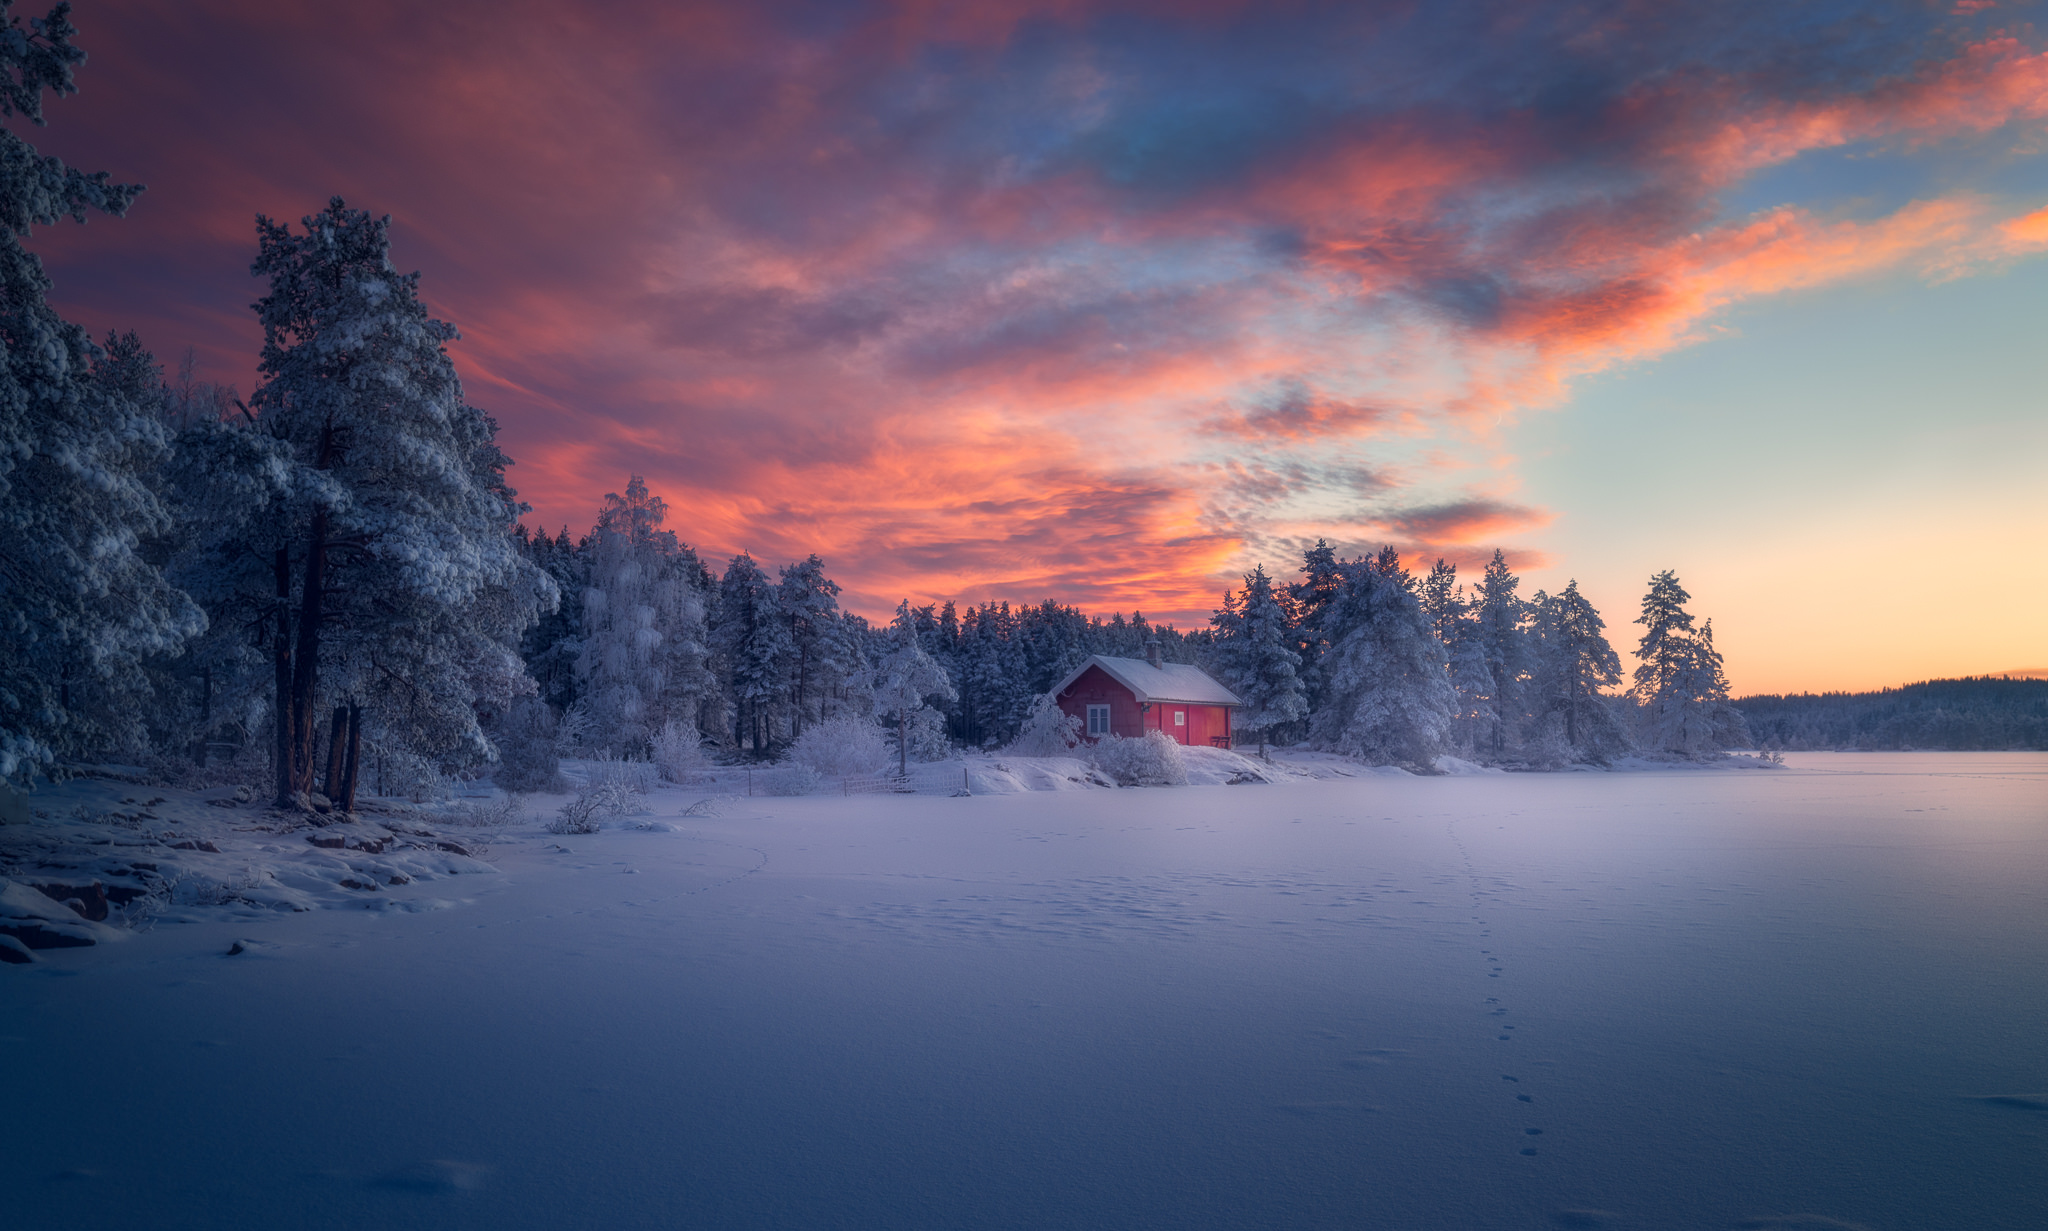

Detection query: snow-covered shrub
(548, 794), (602, 835)
(651, 720), (713, 784)
(1006, 694), (1082, 757)
(448, 794), (525, 828)
(759, 765), (822, 796)
(548, 773), (645, 834)
(587, 754), (655, 796)
(493, 700), (566, 793)
(1087, 731), (1189, 787)
(787, 717), (890, 777)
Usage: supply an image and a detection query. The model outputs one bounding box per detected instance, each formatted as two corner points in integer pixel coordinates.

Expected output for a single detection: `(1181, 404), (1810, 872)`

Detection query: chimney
(1144, 638), (1163, 669)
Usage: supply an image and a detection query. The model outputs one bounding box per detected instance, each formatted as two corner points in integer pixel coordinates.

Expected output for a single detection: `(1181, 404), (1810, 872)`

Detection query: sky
(20, 0), (2048, 694)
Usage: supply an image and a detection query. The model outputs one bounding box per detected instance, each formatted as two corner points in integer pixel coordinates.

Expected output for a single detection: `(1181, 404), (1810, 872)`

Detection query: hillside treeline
(1736, 678), (2048, 751)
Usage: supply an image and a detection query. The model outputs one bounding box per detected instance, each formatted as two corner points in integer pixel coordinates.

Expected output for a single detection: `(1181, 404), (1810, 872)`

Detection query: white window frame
(1086, 704), (1111, 737)
(1174, 710), (1186, 727)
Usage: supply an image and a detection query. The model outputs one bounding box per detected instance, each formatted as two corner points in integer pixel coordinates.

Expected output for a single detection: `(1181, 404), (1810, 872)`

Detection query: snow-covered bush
(1087, 730), (1189, 787)
(759, 765), (821, 796)
(651, 720), (714, 784)
(787, 717), (890, 777)
(1006, 694), (1082, 757)
(548, 778), (638, 834)
(548, 794), (602, 835)
(448, 794), (525, 828)
(493, 700), (566, 793)
(586, 754), (655, 796)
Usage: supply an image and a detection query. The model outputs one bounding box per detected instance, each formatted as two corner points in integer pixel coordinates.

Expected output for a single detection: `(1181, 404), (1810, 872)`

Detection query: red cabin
(1051, 651), (1242, 748)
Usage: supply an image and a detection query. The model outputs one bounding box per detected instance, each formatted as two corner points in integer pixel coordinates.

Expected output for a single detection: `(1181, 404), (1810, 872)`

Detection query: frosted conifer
(1631, 572), (1750, 756)
(874, 601), (956, 776)
(1526, 581), (1628, 761)
(1209, 564), (1306, 757)
(0, 11), (201, 782)
(232, 198), (554, 807)
(571, 476), (713, 757)
(1309, 550), (1456, 767)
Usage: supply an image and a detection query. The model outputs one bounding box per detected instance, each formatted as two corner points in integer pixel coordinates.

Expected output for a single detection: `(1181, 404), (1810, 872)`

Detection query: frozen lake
(6, 753), (2045, 1230)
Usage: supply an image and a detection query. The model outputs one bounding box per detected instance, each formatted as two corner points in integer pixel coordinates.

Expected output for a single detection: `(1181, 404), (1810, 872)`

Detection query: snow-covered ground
(5, 752), (2045, 1230)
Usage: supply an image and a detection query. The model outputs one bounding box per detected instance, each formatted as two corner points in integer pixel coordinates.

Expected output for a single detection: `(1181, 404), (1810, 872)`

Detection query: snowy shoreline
(2, 745), (1796, 964)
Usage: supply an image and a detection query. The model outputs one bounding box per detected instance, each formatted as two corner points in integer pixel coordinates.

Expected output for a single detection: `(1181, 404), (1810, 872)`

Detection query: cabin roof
(1051, 655), (1243, 707)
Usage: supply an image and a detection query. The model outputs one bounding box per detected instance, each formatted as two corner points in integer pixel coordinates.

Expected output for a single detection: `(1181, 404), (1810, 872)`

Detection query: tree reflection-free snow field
(8, 753), (2046, 1230)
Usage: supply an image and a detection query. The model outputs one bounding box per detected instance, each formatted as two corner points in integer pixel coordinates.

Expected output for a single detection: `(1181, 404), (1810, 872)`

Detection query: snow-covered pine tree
(777, 555), (841, 739)
(1309, 549), (1456, 768)
(244, 198), (554, 808)
(571, 476), (713, 757)
(1631, 571), (1750, 756)
(1415, 558), (1491, 755)
(1525, 581), (1628, 762)
(1208, 564), (1305, 757)
(1418, 559), (1463, 644)
(874, 601), (956, 776)
(517, 524), (586, 716)
(712, 553), (789, 755)
(1472, 549), (1530, 761)
(0, 10), (204, 783)
(1287, 538), (1349, 727)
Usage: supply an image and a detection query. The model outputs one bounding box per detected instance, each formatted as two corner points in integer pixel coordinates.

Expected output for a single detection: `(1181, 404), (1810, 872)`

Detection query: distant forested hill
(1735, 678), (2048, 751)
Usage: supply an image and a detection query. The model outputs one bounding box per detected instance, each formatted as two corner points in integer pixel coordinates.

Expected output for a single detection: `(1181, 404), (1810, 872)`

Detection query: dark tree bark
(337, 703), (362, 812)
(321, 705), (348, 799)
(286, 506), (328, 799)
(273, 548), (294, 806)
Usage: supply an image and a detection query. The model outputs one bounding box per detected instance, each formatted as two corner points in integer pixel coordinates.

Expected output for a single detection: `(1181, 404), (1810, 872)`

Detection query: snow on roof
(1051, 655), (1243, 707)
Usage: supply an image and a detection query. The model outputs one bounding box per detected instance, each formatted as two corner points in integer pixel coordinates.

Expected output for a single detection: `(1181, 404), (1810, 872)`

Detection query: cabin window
(1174, 710), (1186, 726)
(1087, 705), (1111, 736)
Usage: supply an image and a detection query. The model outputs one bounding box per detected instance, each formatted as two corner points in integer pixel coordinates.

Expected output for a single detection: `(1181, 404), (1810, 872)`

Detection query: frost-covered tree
(239, 198), (554, 808)
(1209, 564), (1305, 757)
(1525, 581), (1628, 762)
(517, 524), (586, 716)
(1471, 550), (1530, 760)
(571, 476), (712, 757)
(1631, 571), (1749, 756)
(874, 601), (956, 776)
(0, 8), (203, 783)
(1309, 549), (1456, 768)
(777, 555), (842, 739)
(712, 553), (789, 754)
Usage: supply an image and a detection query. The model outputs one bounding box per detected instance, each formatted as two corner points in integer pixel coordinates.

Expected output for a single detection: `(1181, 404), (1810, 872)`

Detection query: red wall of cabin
(1057, 665), (1234, 747)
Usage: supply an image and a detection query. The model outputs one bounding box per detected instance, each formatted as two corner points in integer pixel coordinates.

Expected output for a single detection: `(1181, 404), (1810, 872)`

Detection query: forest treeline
(1735, 678), (2048, 751)
(0, 11), (1753, 808)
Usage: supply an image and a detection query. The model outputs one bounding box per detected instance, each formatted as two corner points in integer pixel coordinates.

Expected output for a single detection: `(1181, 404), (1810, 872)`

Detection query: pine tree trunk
(338, 704), (362, 813)
(287, 509), (328, 800)
(273, 548), (293, 806)
(321, 705), (348, 798)
(899, 711), (908, 778)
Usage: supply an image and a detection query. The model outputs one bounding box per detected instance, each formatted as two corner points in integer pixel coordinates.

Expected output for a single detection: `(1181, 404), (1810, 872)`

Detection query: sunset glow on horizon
(29, 0), (2048, 694)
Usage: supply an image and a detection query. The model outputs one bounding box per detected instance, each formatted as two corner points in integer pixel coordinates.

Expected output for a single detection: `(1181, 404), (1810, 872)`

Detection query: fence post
(963, 767), (971, 795)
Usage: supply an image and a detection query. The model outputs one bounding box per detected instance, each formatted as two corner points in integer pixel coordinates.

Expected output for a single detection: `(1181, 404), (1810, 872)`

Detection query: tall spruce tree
(874, 601), (955, 775)
(0, 6), (202, 783)
(1631, 571), (1749, 756)
(571, 477), (712, 756)
(1526, 580), (1627, 761)
(1309, 548), (1456, 767)
(777, 555), (842, 739)
(1209, 564), (1306, 757)
(1472, 549), (1529, 760)
(243, 198), (553, 808)
(712, 553), (788, 754)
